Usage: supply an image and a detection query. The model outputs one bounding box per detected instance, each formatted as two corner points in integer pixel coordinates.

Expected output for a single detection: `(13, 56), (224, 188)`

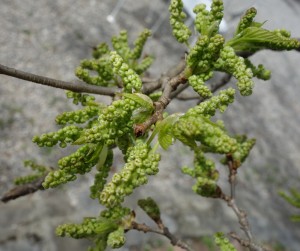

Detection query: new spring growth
(227, 7), (300, 52)
(173, 114), (238, 154)
(107, 227), (126, 248)
(169, 0), (191, 43)
(79, 98), (138, 146)
(138, 197), (161, 223)
(130, 29), (151, 59)
(279, 189), (300, 222)
(182, 149), (221, 198)
(111, 29), (153, 74)
(214, 46), (254, 96)
(65, 91), (96, 106)
(76, 29), (153, 90)
(112, 30), (131, 59)
(90, 148), (113, 200)
(76, 57), (114, 86)
(186, 88), (235, 118)
(100, 140), (160, 208)
(14, 160), (49, 185)
(193, 0), (224, 37)
(110, 51), (142, 93)
(32, 125), (83, 148)
(43, 144), (102, 188)
(14, 0), (300, 250)
(56, 217), (118, 239)
(214, 232), (237, 251)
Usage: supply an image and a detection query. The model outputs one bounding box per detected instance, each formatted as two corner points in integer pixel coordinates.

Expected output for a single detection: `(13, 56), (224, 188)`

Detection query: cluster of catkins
(15, 0), (300, 250)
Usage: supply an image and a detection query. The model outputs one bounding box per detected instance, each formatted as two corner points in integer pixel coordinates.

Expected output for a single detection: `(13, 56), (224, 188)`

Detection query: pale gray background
(0, 0), (300, 250)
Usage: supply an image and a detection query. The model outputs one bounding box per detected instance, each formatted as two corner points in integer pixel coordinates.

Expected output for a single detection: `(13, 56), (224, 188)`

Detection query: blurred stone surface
(0, 0), (300, 250)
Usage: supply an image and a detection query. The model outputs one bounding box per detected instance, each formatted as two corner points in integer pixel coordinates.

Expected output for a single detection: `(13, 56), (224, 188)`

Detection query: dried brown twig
(1, 175), (46, 203)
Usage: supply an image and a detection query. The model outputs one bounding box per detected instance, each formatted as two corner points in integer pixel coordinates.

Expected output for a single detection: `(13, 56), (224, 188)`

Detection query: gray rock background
(0, 0), (300, 250)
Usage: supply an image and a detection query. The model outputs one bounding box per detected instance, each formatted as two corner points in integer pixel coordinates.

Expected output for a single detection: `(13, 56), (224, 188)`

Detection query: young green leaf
(122, 93), (154, 112)
(96, 145), (108, 171)
(227, 26), (300, 52)
(148, 113), (182, 149)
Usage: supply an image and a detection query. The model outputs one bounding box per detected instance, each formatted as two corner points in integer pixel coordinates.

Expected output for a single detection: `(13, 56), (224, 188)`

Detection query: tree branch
(1, 175), (46, 203)
(0, 63), (119, 96)
(134, 68), (188, 136)
(142, 59), (186, 95)
(131, 221), (193, 251)
(218, 156), (270, 251)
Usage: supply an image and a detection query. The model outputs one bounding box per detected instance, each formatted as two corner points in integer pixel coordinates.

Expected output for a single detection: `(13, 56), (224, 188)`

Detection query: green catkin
(244, 59), (271, 80)
(99, 140), (160, 208)
(232, 137), (256, 163)
(134, 56), (154, 75)
(235, 7), (257, 35)
(100, 206), (131, 220)
(169, 0), (192, 43)
(75, 58), (113, 87)
(79, 98), (138, 146)
(111, 30), (131, 60)
(138, 197), (161, 222)
(107, 227), (126, 248)
(43, 144), (102, 188)
(187, 34), (225, 74)
(42, 169), (76, 189)
(56, 218), (118, 239)
(214, 232), (237, 251)
(214, 46), (254, 96)
(182, 149), (220, 198)
(55, 106), (100, 125)
(65, 91), (96, 106)
(130, 29), (151, 60)
(14, 173), (44, 185)
(188, 74), (212, 98)
(15, 160), (50, 186)
(193, 0), (223, 36)
(173, 115), (238, 154)
(186, 88), (235, 118)
(92, 42), (110, 59)
(110, 51), (142, 93)
(32, 125), (83, 148)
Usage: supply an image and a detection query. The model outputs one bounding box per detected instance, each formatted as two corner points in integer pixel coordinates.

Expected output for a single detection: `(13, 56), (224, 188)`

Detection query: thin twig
(0, 64), (119, 96)
(1, 175), (46, 203)
(226, 154), (238, 200)
(218, 156), (269, 251)
(175, 93), (200, 100)
(134, 69), (188, 136)
(210, 73), (232, 93)
(170, 82), (189, 99)
(142, 59), (186, 95)
(230, 232), (270, 251)
(131, 221), (193, 251)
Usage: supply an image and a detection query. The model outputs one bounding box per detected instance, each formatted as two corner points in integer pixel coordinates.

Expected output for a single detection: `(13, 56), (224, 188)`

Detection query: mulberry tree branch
(1, 175), (47, 203)
(131, 221), (193, 251)
(218, 156), (269, 251)
(134, 68), (188, 136)
(142, 59), (186, 94)
(0, 63), (119, 96)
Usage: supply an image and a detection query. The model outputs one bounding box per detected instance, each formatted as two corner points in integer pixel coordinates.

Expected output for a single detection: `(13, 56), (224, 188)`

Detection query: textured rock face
(0, 0), (300, 250)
